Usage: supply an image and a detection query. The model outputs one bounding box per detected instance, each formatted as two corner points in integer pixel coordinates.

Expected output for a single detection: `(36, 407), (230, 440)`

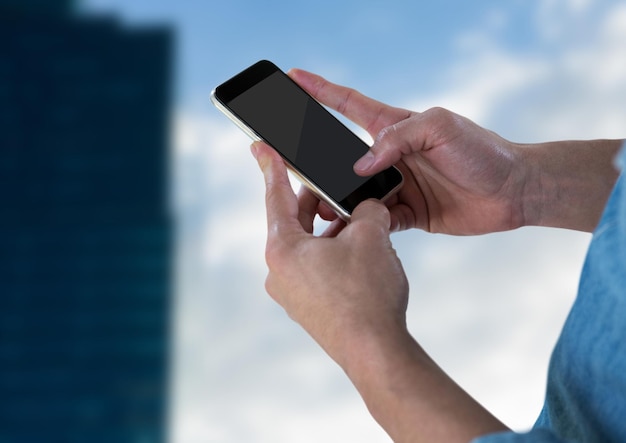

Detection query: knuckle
(264, 240), (284, 271)
(374, 121), (414, 157)
(376, 123), (396, 143)
(425, 106), (450, 119)
(264, 245), (286, 300)
(264, 232), (298, 275)
(337, 87), (356, 115)
(424, 106), (461, 128)
(375, 124), (402, 153)
(264, 273), (278, 300)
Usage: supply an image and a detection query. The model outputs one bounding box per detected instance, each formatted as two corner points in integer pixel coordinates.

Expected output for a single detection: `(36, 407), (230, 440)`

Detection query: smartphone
(211, 60), (403, 220)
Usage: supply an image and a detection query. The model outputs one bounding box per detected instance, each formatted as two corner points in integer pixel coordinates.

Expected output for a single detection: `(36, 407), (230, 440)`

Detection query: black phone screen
(227, 70), (370, 203)
(215, 61), (402, 214)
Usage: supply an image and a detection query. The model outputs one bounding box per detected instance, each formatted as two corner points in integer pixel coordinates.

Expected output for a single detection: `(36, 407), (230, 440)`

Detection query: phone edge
(210, 89), (353, 221)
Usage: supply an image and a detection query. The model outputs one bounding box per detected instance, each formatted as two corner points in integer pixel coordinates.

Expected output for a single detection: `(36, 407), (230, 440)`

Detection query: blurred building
(0, 1), (172, 442)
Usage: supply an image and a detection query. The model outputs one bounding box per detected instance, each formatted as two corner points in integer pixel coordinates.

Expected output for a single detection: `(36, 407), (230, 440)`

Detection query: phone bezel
(211, 60), (403, 220)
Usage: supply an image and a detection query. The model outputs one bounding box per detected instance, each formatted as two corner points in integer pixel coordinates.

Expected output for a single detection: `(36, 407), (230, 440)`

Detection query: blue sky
(80, 1), (626, 442)
(82, 0), (545, 106)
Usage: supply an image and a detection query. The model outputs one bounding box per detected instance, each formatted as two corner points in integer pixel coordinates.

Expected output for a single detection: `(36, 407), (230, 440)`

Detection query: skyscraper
(0, 2), (172, 442)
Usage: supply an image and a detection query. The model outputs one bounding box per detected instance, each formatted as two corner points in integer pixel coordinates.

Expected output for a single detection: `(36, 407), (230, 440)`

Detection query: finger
(355, 107), (465, 176)
(317, 200), (339, 222)
(296, 186), (319, 233)
(388, 203), (419, 233)
(288, 68), (411, 138)
(251, 141), (300, 236)
(380, 193), (410, 233)
(321, 217), (346, 238)
(353, 114), (424, 176)
(349, 199), (392, 235)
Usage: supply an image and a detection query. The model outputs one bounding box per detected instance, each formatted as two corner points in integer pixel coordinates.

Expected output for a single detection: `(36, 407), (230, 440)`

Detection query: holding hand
(288, 68), (526, 235)
(251, 141), (410, 365)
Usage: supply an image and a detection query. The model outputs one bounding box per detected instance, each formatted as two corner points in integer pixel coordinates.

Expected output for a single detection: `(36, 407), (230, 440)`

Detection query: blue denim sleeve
(472, 428), (572, 443)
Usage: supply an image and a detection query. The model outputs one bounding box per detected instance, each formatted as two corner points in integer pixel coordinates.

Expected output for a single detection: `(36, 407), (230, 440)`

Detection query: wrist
(519, 139), (623, 232)
(339, 325), (429, 439)
(337, 323), (508, 442)
(330, 317), (414, 378)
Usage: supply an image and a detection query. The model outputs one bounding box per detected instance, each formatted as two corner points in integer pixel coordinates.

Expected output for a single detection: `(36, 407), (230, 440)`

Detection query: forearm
(519, 139), (623, 232)
(339, 327), (509, 443)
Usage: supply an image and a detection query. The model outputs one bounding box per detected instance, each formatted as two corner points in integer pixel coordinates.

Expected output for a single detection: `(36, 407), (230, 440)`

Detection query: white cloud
(535, 0), (596, 42)
(409, 2), (626, 142)
(407, 49), (550, 126)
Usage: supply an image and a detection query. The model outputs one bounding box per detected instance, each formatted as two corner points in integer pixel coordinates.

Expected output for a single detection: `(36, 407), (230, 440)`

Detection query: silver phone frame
(210, 87), (403, 222)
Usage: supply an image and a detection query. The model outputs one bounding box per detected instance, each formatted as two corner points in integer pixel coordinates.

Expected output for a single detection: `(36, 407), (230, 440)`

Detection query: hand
(289, 69), (526, 235)
(252, 141), (509, 441)
(251, 141), (410, 364)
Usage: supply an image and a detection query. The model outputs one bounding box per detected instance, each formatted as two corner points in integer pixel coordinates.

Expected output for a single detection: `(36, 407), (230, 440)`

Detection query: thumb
(353, 121), (413, 176)
(348, 199), (391, 234)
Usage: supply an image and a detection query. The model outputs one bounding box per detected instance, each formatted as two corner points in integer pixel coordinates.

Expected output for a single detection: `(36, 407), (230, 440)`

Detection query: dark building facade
(0, 2), (172, 442)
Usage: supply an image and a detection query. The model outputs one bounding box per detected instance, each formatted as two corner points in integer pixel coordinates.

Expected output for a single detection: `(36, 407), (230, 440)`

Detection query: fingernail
(354, 151), (375, 172)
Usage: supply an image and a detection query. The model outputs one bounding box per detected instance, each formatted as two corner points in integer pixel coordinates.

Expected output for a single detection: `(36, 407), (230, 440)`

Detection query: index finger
(288, 68), (412, 138)
(251, 142), (301, 237)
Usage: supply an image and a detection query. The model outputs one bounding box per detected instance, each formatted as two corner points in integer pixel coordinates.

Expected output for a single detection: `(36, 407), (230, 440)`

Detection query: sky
(80, 1), (626, 442)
